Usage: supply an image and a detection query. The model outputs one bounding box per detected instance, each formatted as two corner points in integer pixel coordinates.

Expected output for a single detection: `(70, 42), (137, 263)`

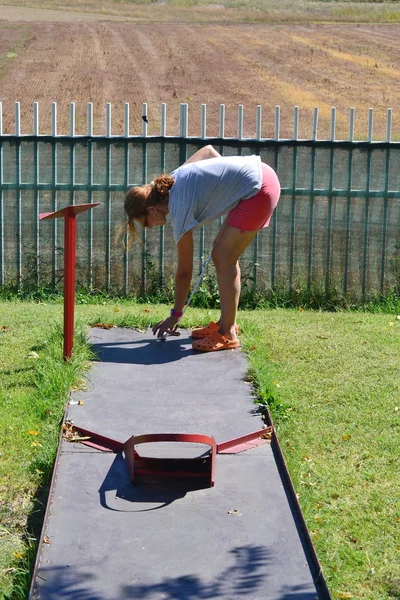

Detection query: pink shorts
(227, 162), (281, 231)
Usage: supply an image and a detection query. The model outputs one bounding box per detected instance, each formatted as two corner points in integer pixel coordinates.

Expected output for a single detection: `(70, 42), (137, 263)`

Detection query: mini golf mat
(30, 327), (330, 600)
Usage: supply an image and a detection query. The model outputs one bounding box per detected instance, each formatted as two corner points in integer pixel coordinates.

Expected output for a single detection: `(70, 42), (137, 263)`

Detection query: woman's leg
(212, 224), (258, 340)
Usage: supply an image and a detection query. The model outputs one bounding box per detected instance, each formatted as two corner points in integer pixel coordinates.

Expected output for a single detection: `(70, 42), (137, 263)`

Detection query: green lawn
(0, 300), (399, 599)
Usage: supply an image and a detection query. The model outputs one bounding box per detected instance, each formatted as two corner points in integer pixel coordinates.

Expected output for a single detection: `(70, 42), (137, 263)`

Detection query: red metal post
(39, 203), (100, 360)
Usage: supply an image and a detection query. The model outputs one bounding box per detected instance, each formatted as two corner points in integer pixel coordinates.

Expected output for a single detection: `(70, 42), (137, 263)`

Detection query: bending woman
(123, 145), (280, 352)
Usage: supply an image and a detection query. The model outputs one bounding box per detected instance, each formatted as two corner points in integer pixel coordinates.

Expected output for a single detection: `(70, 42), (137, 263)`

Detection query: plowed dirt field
(0, 14), (399, 139)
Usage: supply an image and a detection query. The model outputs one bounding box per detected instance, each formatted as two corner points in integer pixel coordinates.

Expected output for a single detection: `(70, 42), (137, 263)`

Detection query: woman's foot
(192, 321), (238, 339)
(192, 330), (240, 352)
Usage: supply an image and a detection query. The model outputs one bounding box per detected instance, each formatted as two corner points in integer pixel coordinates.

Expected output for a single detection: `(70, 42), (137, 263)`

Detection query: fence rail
(0, 103), (399, 303)
(0, 101), (397, 142)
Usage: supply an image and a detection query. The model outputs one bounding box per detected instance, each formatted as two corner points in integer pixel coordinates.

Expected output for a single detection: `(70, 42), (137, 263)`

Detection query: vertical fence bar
(367, 108), (373, 143)
(380, 108), (392, 294)
(343, 147), (353, 297)
(105, 103), (112, 291)
(307, 145), (316, 295)
(219, 104), (225, 140)
(386, 108), (392, 143)
(123, 103), (130, 294)
(33, 103), (40, 285)
(238, 105), (244, 141)
(15, 103), (22, 287)
(51, 103), (57, 288)
(330, 107), (336, 142)
(201, 104), (207, 140)
(161, 103), (167, 137)
(106, 102), (112, 139)
(380, 145), (390, 295)
(33, 102), (39, 136)
(179, 103), (189, 164)
(159, 121), (166, 288)
(0, 102), (3, 285)
(69, 103), (75, 207)
(289, 144), (298, 289)
(312, 107), (319, 141)
(271, 123), (280, 290)
(274, 106), (280, 141)
(293, 106), (299, 141)
(349, 108), (355, 142)
(159, 103), (167, 287)
(325, 144), (335, 299)
(361, 148), (372, 301)
(141, 104), (149, 293)
(142, 103), (148, 137)
(256, 105), (262, 141)
(87, 103), (94, 290)
(124, 102), (130, 138)
(15, 101), (21, 137)
(88, 102), (93, 137)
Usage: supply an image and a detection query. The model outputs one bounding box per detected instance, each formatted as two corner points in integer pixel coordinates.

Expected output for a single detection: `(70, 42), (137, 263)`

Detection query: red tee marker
(39, 203), (100, 360)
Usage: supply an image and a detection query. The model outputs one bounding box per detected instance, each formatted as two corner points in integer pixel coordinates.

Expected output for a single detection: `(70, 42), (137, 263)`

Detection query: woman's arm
(174, 230), (194, 312)
(152, 230), (193, 338)
(183, 144), (221, 166)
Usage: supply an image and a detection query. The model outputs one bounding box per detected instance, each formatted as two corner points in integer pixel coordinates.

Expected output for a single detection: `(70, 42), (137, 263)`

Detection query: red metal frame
(39, 203), (100, 360)
(69, 426), (272, 488)
(124, 433), (216, 487)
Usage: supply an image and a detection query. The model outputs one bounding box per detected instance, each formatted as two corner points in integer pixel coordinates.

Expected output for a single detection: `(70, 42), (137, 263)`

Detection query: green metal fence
(0, 134), (399, 301)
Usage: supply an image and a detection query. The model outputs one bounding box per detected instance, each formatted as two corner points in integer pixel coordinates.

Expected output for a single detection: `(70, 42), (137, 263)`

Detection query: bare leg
(212, 225), (258, 341)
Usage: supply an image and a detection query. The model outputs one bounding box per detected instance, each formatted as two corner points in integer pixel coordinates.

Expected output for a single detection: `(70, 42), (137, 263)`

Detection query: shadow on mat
(35, 547), (318, 599)
(91, 337), (193, 365)
(99, 454), (205, 512)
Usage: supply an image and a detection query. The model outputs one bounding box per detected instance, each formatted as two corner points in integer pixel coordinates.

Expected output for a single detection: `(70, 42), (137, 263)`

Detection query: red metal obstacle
(67, 426), (273, 488)
(39, 203), (100, 360)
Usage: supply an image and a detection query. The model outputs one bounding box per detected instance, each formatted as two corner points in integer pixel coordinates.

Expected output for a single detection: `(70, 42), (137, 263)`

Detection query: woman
(123, 145), (280, 352)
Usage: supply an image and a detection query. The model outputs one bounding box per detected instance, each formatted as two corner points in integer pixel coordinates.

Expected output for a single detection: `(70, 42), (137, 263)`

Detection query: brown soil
(0, 17), (399, 139)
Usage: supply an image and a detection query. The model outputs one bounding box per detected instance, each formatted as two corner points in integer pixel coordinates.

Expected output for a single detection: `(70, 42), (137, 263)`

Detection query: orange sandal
(192, 321), (239, 339)
(192, 330), (240, 352)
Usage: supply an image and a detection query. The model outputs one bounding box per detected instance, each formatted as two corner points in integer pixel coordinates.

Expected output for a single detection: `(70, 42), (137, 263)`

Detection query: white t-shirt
(168, 155), (262, 242)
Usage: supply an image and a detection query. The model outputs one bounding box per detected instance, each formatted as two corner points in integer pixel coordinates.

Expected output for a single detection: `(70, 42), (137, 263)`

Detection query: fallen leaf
(1, 325), (8, 331)
(342, 434), (352, 441)
(334, 593), (354, 599)
(261, 431), (272, 440)
(32, 441), (42, 448)
(143, 308), (150, 313)
(27, 351), (39, 359)
(78, 400), (84, 406)
(316, 335), (328, 340)
(227, 508), (242, 516)
(92, 323), (115, 330)
(43, 536), (51, 544)
(13, 552), (24, 559)
(298, 307), (304, 312)
(28, 430), (40, 436)
(113, 308), (120, 312)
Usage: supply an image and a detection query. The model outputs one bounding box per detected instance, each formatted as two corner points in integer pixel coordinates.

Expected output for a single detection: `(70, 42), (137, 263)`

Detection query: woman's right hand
(152, 314), (180, 338)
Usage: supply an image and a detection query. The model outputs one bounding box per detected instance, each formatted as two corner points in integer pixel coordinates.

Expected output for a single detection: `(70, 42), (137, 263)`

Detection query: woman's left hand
(152, 315), (180, 338)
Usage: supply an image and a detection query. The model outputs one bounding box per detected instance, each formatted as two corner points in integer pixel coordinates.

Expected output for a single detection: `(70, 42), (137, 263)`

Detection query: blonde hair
(120, 174), (174, 247)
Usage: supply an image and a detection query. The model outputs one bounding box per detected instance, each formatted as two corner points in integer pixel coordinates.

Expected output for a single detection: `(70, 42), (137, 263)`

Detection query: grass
(0, 299), (399, 598)
(0, 304), (94, 599)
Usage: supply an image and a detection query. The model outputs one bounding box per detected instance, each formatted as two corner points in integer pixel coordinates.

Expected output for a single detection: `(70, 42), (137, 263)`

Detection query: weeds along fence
(0, 101), (399, 303)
